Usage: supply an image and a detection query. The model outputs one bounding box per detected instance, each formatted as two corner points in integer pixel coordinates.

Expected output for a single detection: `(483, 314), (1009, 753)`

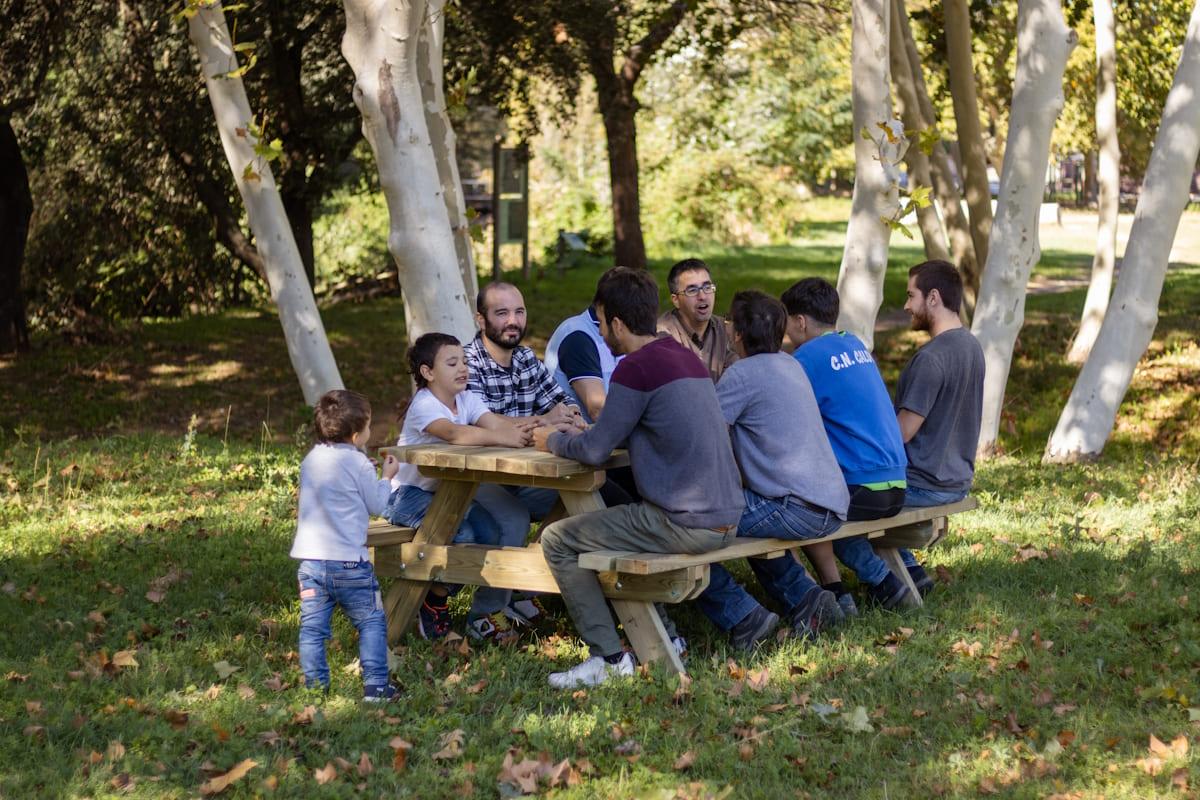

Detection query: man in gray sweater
(533, 267), (744, 688)
(694, 291), (849, 648)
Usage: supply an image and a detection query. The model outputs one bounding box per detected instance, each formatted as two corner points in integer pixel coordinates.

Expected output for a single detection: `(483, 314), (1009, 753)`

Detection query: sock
(603, 651), (627, 664)
(424, 589), (448, 608)
(822, 581), (847, 596)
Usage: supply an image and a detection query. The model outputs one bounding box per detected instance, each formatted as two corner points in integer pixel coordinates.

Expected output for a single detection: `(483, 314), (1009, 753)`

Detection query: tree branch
(620, 0), (688, 86)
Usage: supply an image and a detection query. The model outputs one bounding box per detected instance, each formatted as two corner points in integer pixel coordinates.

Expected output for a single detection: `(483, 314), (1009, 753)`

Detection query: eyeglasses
(673, 282), (717, 297)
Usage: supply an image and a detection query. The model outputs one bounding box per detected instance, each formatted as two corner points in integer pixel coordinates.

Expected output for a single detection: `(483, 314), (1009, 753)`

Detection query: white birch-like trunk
(888, 0), (950, 262)
(187, 2), (343, 405)
(1065, 0), (1119, 364)
(342, 0), (475, 344)
(417, 0), (478, 300)
(1046, 1), (1200, 462)
(970, 0), (1076, 456)
(836, 0), (901, 350)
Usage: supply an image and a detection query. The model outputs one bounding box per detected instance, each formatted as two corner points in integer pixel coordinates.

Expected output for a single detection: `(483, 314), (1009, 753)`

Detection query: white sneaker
(671, 637), (688, 658)
(548, 652), (635, 689)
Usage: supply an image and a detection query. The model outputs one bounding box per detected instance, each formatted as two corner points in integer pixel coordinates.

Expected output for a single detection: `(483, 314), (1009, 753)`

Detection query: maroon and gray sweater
(548, 336), (744, 530)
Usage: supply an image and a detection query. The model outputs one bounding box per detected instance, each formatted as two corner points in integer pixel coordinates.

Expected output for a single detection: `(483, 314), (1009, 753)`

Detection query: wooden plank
(611, 599), (686, 674)
(376, 543), (707, 603)
(578, 499), (979, 575)
(365, 521), (417, 547)
(559, 488), (606, 517)
(382, 444), (631, 478)
(381, 480), (478, 645)
(415, 466), (603, 492)
(877, 547), (923, 608)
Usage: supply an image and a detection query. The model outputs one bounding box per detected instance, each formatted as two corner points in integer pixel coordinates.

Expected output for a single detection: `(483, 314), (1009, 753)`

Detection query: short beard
(484, 321), (525, 350)
(909, 310), (932, 332)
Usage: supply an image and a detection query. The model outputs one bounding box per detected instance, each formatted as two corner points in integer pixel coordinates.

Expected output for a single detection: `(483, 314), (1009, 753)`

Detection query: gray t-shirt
(716, 352), (850, 518)
(894, 327), (985, 492)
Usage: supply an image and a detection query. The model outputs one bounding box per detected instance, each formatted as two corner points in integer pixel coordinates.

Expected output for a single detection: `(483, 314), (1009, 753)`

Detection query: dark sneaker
(363, 684), (400, 703)
(866, 572), (915, 610)
(503, 597), (550, 629)
(418, 599), (452, 640)
(836, 592), (859, 618)
(908, 564), (934, 598)
(789, 588), (845, 640)
(466, 612), (521, 645)
(729, 605), (780, 651)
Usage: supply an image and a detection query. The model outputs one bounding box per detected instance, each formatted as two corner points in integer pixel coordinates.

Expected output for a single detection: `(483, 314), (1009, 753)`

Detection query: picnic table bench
(366, 443), (977, 675)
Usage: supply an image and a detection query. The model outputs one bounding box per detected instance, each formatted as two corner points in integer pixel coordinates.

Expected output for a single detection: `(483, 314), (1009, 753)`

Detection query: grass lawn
(1, 209), (1198, 798)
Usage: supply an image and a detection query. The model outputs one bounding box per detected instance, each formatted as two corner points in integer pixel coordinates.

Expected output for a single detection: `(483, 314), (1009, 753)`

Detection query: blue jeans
(470, 484), (559, 616)
(297, 559), (388, 689)
(696, 488), (842, 631)
(384, 485), (502, 545)
(835, 485), (967, 581)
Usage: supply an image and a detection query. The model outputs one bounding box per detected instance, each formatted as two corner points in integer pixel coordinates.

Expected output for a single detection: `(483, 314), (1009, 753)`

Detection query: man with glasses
(657, 258), (737, 382)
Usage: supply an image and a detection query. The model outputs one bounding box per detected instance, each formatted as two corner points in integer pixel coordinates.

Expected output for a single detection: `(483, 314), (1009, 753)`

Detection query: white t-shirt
(393, 388), (490, 492)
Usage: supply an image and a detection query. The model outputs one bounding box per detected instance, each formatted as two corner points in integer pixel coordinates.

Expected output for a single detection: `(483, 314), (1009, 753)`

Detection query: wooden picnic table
(369, 442), (978, 675)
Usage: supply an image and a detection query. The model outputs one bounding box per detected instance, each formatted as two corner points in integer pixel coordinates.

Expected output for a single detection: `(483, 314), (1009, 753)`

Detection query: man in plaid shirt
(462, 282), (584, 642)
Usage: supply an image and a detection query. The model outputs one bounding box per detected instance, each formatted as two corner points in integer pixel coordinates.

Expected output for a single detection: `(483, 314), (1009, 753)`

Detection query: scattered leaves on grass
(951, 640), (983, 658)
(389, 737), (413, 772)
(496, 749), (577, 794)
(199, 759), (257, 795)
(237, 684), (256, 700)
(841, 706), (873, 733)
(746, 668), (770, 692)
(672, 674), (692, 705)
(432, 729), (465, 760)
(112, 649), (139, 669)
(673, 751), (697, 771)
(356, 752), (373, 776)
(291, 705), (318, 726)
(107, 741), (126, 761)
(109, 773), (134, 793)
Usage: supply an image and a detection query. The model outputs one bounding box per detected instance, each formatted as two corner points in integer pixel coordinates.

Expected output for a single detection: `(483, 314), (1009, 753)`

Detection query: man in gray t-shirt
(893, 260), (985, 596)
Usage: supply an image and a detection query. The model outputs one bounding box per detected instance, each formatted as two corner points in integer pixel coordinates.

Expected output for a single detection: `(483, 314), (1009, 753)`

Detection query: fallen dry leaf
(673, 750), (697, 771)
(237, 684), (256, 700)
(111, 650), (139, 669)
(313, 762), (337, 785)
(107, 741), (126, 761)
(357, 752), (373, 777)
(746, 668), (770, 692)
(199, 759), (258, 795)
(145, 590), (166, 604)
(433, 729), (465, 761)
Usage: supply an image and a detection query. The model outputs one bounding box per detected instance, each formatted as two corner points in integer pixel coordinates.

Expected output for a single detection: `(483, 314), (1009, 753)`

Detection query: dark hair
(407, 332), (461, 388)
(314, 389), (372, 444)
(728, 290), (786, 356)
(476, 281), (519, 314)
(909, 259), (963, 313)
(594, 267), (659, 336)
(781, 278), (839, 326)
(592, 266), (625, 306)
(666, 258), (710, 294)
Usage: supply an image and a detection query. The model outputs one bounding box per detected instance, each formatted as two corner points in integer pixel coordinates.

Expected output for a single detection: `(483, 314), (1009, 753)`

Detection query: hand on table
(381, 454), (400, 480)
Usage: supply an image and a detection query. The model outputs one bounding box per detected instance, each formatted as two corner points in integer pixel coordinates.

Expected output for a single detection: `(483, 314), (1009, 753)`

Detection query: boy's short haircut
(592, 266), (625, 306)
(594, 267), (659, 336)
(729, 290), (786, 357)
(314, 389), (372, 444)
(666, 258), (710, 294)
(909, 259), (964, 313)
(781, 278), (839, 326)
(476, 281), (519, 314)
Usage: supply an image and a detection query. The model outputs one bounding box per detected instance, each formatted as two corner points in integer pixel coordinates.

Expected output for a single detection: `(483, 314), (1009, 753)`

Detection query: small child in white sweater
(290, 389), (400, 702)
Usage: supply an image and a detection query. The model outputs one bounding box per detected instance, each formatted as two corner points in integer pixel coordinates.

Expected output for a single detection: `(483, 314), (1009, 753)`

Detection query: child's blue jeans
(384, 485), (502, 545)
(297, 559), (388, 690)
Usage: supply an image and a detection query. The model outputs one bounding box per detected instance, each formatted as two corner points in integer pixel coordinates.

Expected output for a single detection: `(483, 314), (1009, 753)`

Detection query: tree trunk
(280, 177), (316, 288)
(0, 117), (32, 354)
(943, 0), (995, 270)
(889, 0), (950, 263)
(970, 0), (1077, 456)
(594, 78), (647, 271)
(1045, 1), (1200, 463)
(836, 0), (901, 350)
(341, 0), (475, 343)
(895, 0), (979, 307)
(1066, 0), (1119, 364)
(418, 0), (478, 299)
(187, 2), (344, 404)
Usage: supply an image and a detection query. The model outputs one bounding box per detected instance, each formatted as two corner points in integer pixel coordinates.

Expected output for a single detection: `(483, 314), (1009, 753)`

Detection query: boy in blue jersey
(782, 278), (916, 612)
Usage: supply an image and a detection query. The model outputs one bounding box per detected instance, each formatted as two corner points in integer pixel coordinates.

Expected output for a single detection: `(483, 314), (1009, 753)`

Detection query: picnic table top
(380, 443), (629, 479)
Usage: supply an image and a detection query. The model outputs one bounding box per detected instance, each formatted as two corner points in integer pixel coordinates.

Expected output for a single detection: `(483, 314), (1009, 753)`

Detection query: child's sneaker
(728, 605), (779, 652)
(907, 564), (935, 598)
(363, 684), (400, 703)
(866, 572), (916, 610)
(836, 592), (859, 618)
(503, 597), (550, 628)
(418, 598), (453, 640)
(789, 587), (844, 640)
(548, 652), (635, 689)
(466, 612), (520, 645)
(671, 636), (688, 659)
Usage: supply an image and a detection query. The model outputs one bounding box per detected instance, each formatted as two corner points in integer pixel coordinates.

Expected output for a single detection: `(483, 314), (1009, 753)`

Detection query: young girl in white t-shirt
(384, 332), (534, 641)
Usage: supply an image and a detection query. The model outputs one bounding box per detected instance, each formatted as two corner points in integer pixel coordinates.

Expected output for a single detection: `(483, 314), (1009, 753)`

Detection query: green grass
(2, 212), (1199, 797)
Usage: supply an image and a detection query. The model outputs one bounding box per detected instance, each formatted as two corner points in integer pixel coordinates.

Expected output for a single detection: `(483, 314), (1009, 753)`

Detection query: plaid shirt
(464, 333), (573, 417)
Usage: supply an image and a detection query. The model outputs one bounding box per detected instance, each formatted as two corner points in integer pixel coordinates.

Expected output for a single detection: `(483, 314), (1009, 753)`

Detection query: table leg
(383, 480), (479, 645)
(559, 488), (605, 516)
(876, 546), (924, 608)
(611, 599), (686, 674)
